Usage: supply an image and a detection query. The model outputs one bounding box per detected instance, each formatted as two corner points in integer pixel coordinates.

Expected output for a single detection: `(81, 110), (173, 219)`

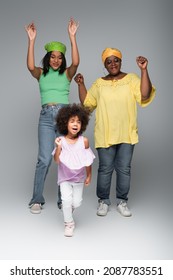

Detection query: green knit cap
(44, 41), (66, 55)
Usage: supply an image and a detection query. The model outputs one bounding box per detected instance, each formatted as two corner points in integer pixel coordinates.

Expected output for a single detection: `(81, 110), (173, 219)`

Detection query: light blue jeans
(29, 104), (66, 206)
(96, 144), (135, 206)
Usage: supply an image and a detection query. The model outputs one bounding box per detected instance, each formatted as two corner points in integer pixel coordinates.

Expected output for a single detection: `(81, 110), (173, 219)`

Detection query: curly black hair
(56, 103), (91, 136)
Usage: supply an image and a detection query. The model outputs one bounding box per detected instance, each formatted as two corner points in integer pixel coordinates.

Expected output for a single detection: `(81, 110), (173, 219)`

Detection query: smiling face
(67, 115), (82, 138)
(49, 51), (63, 70)
(104, 55), (122, 76)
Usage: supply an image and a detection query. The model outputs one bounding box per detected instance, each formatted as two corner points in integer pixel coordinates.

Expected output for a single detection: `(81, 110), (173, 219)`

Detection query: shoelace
(65, 223), (74, 229)
(118, 202), (129, 212)
(99, 201), (105, 210)
(31, 203), (42, 208)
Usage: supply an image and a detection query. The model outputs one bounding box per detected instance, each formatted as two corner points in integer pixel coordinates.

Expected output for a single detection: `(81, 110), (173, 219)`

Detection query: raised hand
(68, 17), (79, 36)
(74, 73), (84, 85)
(55, 137), (62, 147)
(136, 56), (148, 70)
(25, 22), (37, 41)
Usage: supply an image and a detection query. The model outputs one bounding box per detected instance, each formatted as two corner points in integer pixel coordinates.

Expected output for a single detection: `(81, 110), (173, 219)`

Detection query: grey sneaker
(97, 201), (109, 216)
(64, 222), (75, 237)
(117, 201), (132, 217)
(30, 203), (42, 214)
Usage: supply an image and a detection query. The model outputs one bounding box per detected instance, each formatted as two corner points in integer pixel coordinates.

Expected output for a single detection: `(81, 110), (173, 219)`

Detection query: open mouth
(72, 127), (78, 132)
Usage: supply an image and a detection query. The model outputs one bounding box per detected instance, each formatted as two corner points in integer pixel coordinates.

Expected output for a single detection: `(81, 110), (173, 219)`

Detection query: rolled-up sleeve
(131, 73), (156, 107)
(83, 81), (98, 111)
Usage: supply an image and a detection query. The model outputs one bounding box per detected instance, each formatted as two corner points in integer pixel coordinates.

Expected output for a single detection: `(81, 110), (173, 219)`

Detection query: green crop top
(39, 68), (70, 105)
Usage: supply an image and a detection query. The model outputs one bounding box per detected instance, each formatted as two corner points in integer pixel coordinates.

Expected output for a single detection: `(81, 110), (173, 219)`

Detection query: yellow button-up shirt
(84, 73), (156, 148)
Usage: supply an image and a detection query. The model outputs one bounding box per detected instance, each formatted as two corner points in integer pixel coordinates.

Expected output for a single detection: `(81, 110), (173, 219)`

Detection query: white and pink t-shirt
(53, 136), (95, 185)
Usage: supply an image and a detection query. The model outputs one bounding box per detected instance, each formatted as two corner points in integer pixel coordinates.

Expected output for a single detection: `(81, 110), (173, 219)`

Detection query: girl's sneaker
(64, 222), (75, 237)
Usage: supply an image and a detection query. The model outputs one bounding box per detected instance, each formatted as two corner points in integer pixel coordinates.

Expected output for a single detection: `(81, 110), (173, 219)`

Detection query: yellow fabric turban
(102, 48), (122, 63)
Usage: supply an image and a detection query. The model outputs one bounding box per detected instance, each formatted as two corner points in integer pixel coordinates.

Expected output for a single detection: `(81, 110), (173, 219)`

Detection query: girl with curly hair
(53, 103), (95, 237)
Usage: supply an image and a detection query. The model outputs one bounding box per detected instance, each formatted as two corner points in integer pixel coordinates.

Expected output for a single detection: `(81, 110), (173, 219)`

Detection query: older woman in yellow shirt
(74, 48), (155, 217)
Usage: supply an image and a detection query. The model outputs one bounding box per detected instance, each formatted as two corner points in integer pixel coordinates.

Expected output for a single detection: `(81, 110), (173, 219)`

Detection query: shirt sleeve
(83, 81), (98, 111)
(131, 73), (156, 107)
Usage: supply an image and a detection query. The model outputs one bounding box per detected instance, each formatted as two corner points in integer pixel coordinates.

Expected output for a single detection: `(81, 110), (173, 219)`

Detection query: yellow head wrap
(102, 48), (122, 64)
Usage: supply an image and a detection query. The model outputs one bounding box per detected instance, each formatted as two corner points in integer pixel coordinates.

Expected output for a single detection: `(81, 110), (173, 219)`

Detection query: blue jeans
(96, 144), (135, 206)
(29, 104), (66, 206)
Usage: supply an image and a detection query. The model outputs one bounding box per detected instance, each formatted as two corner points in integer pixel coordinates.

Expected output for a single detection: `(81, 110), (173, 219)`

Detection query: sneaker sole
(117, 208), (132, 217)
(96, 211), (108, 216)
(64, 234), (73, 237)
(30, 209), (41, 214)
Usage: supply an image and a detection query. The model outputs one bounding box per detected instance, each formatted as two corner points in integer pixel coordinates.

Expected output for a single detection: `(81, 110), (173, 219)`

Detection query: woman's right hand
(74, 73), (84, 85)
(25, 22), (37, 41)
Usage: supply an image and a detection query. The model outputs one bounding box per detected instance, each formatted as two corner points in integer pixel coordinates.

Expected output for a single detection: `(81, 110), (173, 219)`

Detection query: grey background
(0, 0), (172, 260)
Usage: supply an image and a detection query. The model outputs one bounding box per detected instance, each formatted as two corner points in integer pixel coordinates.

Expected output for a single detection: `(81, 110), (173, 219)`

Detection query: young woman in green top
(25, 18), (79, 214)
(74, 47), (155, 218)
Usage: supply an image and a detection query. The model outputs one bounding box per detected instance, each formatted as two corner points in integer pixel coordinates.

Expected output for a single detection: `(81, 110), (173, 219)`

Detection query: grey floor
(1, 0), (172, 262)
(1, 152), (172, 260)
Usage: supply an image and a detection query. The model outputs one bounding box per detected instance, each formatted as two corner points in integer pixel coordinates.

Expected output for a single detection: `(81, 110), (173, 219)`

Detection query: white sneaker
(97, 201), (109, 216)
(117, 201), (132, 217)
(30, 203), (42, 214)
(64, 222), (75, 237)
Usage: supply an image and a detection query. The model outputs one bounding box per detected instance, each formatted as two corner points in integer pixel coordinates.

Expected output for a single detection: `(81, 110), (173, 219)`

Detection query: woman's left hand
(136, 56), (148, 70)
(68, 17), (79, 36)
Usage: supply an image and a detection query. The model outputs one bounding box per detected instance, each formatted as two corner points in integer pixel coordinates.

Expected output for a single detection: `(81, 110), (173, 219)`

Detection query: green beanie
(44, 41), (66, 55)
